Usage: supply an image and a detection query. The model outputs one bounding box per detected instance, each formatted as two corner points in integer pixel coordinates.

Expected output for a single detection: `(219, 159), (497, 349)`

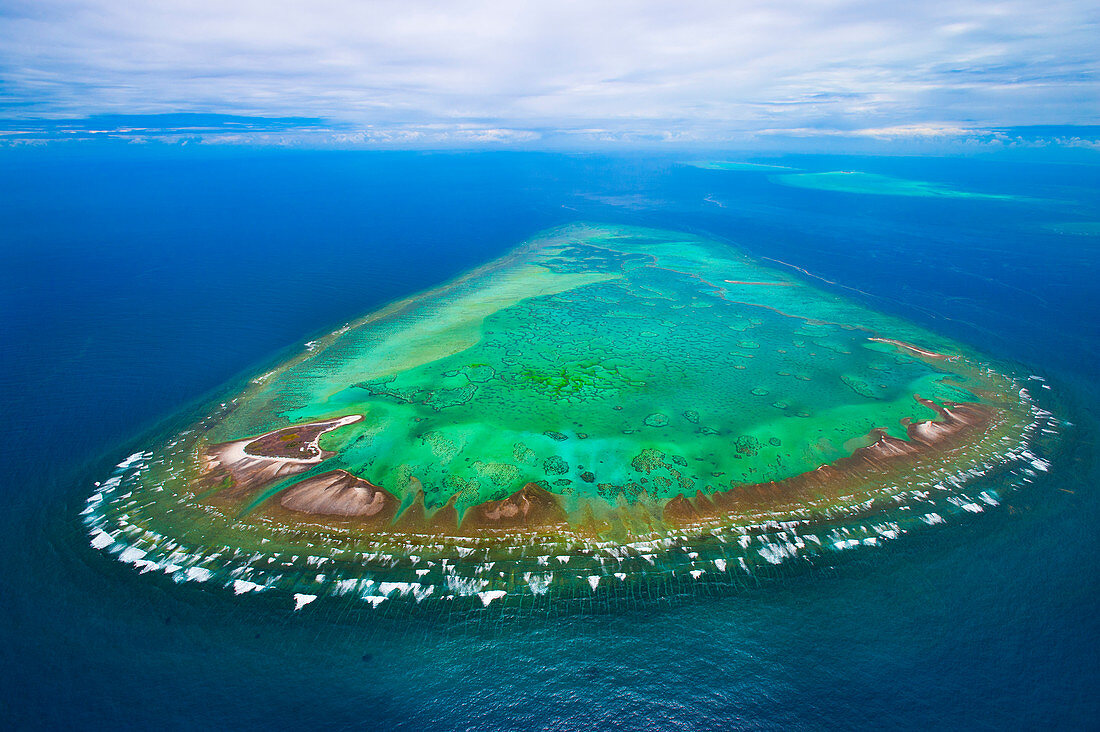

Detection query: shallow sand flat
(772, 171), (1021, 200)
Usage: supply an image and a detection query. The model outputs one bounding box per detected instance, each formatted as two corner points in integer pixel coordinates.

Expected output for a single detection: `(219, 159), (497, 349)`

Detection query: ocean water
(1, 148), (1097, 729)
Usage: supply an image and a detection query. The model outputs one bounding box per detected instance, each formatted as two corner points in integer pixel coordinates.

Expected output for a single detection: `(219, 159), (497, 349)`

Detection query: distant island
(84, 224), (1057, 609)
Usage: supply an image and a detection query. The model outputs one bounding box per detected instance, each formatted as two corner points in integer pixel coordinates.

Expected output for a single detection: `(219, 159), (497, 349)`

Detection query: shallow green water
(212, 223), (995, 513)
(772, 171), (1023, 200)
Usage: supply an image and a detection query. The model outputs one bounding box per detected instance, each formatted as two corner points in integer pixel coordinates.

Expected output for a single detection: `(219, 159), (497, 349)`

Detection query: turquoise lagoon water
(772, 170), (1023, 200)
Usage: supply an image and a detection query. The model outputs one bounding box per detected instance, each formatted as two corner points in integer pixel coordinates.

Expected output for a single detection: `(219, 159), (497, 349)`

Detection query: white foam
(119, 546), (147, 563)
(117, 451), (146, 469)
(185, 567), (213, 582)
(714, 559), (727, 572)
(334, 578), (360, 595)
(758, 542), (793, 564)
(445, 574), (487, 596)
(133, 556), (160, 572)
(478, 590), (506, 606)
(587, 575), (600, 591)
(524, 572), (552, 595)
(689, 569), (703, 579)
(293, 593), (317, 610)
(378, 581), (414, 597)
(90, 530), (114, 550)
(233, 579), (263, 594)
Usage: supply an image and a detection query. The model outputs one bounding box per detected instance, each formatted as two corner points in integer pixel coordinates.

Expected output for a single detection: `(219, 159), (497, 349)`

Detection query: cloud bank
(0, 0), (1096, 145)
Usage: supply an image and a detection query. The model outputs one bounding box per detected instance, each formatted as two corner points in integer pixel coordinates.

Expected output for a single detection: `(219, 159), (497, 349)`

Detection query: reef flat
(772, 171), (1022, 200)
(83, 223), (1060, 611)
(684, 161), (797, 172)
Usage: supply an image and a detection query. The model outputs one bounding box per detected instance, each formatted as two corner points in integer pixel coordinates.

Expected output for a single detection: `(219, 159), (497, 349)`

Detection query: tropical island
(84, 223), (1059, 609)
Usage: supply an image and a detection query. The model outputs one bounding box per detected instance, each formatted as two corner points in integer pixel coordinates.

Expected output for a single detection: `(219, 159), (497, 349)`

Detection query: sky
(0, 0), (1097, 147)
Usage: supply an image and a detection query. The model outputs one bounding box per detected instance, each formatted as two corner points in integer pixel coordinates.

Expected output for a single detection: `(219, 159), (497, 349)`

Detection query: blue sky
(0, 0), (1097, 147)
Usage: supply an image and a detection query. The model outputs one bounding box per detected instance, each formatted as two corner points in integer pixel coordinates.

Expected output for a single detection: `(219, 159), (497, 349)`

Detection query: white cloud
(0, 0), (1096, 142)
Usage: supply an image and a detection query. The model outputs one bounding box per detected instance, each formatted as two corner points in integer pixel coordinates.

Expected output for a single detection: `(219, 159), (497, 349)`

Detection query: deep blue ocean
(1, 148), (1097, 729)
